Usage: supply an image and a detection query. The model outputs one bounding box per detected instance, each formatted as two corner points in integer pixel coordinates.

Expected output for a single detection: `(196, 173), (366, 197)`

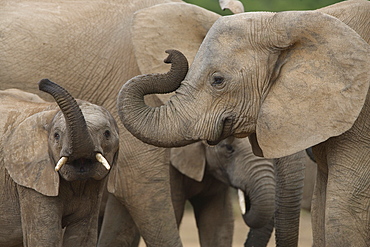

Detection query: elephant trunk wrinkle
(39, 79), (96, 160)
(118, 50), (195, 147)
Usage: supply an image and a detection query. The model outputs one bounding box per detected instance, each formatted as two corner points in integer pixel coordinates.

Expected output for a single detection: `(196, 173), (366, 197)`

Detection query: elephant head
(171, 137), (275, 229)
(117, 10), (370, 159)
(4, 79), (119, 196)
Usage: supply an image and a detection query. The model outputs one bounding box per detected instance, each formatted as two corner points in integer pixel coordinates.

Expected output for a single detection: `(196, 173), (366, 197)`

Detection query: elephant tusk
(96, 153), (110, 170)
(55, 157), (68, 172)
(238, 189), (246, 215)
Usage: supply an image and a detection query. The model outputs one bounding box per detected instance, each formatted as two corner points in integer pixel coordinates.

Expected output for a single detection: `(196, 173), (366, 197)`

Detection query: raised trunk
(39, 79), (95, 159)
(117, 49), (194, 147)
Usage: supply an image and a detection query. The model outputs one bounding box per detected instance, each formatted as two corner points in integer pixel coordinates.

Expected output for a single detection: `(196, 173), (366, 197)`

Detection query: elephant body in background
(0, 80), (119, 246)
(100, 137), (316, 247)
(117, 0), (370, 246)
(0, 1), (221, 246)
(99, 137), (275, 247)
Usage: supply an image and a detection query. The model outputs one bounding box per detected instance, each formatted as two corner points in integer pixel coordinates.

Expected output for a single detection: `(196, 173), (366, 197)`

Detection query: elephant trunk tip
(38, 78), (58, 93)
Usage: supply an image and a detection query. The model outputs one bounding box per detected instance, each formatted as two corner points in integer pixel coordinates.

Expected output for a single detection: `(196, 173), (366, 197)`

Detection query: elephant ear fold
(256, 11), (370, 158)
(132, 2), (220, 74)
(4, 110), (60, 196)
(171, 142), (206, 182)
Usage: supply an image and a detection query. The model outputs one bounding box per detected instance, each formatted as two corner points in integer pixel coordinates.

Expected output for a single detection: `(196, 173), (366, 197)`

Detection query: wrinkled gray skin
(189, 137), (275, 247)
(0, 80), (119, 247)
(99, 137), (276, 247)
(118, 0), (370, 246)
(0, 1), (221, 246)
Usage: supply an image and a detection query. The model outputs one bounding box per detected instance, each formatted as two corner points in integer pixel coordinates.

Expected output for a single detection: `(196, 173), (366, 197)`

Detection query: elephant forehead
(79, 103), (116, 128)
(51, 101), (115, 130)
(204, 12), (276, 44)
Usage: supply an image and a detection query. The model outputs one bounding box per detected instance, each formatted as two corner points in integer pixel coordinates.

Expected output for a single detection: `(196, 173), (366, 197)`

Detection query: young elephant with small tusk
(0, 79), (119, 247)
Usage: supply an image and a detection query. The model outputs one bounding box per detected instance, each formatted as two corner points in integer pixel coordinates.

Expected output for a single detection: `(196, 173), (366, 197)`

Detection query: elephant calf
(0, 79), (119, 247)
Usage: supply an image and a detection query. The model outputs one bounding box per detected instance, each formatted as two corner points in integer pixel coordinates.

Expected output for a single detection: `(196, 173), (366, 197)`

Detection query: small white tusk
(55, 157), (68, 172)
(238, 189), (246, 215)
(96, 153), (110, 170)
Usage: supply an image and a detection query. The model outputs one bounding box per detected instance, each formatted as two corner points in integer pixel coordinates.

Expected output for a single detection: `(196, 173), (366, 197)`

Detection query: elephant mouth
(56, 154), (111, 181)
(206, 115), (235, 145)
(71, 158), (94, 173)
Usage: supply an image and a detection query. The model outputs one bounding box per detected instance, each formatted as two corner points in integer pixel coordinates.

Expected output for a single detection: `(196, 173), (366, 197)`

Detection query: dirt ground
(139, 208), (312, 246)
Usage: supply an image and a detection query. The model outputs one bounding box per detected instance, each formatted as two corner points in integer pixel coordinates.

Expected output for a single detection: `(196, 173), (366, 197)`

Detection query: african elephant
(99, 137), (276, 247)
(0, 79), (119, 247)
(0, 1), (221, 246)
(117, 0), (370, 246)
(171, 137), (276, 247)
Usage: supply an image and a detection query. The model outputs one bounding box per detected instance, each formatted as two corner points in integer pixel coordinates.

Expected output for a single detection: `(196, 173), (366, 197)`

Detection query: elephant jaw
(206, 114), (235, 145)
(206, 114), (255, 146)
(55, 153), (110, 172)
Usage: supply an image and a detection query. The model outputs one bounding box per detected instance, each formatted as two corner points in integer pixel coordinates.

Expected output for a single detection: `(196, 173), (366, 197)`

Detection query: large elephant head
(118, 10), (370, 158)
(4, 79), (119, 196)
(171, 137), (275, 229)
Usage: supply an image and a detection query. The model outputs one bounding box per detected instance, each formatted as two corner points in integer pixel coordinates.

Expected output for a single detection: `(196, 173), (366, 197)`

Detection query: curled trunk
(117, 49), (193, 147)
(242, 160), (275, 229)
(38, 79), (95, 159)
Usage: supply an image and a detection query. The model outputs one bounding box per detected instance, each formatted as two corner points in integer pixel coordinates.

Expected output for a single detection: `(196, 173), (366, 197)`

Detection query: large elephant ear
(170, 142), (206, 182)
(132, 2), (220, 100)
(4, 109), (60, 196)
(256, 11), (370, 158)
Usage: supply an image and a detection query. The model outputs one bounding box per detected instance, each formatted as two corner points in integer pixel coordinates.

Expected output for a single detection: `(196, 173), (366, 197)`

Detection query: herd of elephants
(0, 0), (369, 246)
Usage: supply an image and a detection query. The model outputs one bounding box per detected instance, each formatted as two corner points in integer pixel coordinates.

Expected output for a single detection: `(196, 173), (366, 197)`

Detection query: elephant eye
(103, 130), (111, 139)
(223, 144), (234, 153)
(211, 73), (226, 89)
(212, 76), (224, 86)
(54, 132), (60, 141)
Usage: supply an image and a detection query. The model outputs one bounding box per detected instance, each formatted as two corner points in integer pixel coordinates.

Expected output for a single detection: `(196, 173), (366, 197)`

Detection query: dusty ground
(139, 208), (312, 246)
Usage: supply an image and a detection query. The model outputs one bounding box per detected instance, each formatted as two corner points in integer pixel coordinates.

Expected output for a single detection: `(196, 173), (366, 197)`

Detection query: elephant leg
(98, 193), (140, 247)
(63, 215), (100, 247)
(169, 165), (187, 226)
(189, 183), (234, 247)
(274, 151), (305, 247)
(109, 130), (181, 247)
(324, 148), (370, 246)
(244, 216), (274, 247)
(310, 145), (327, 247)
(17, 185), (63, 246)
